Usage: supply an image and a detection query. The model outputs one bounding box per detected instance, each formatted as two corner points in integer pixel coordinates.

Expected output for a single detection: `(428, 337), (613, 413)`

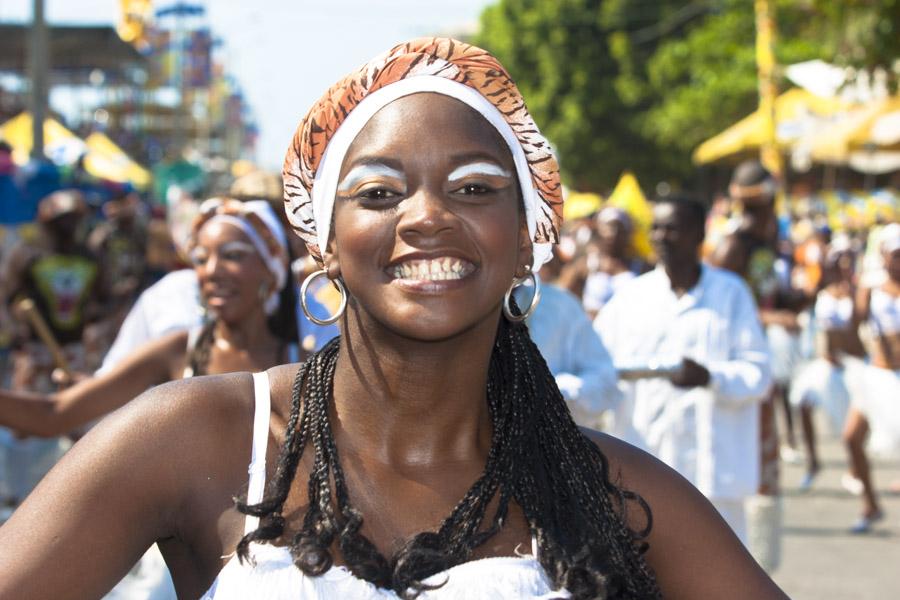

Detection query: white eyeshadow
(220, 241), (256, 253)
(337, 164), (405, 193)
(447, 161), (511, 182)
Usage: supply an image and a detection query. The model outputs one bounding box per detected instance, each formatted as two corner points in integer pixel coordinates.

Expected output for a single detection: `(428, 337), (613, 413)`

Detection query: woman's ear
(516, 223), (533, 278)
(324, 251), (342, 280)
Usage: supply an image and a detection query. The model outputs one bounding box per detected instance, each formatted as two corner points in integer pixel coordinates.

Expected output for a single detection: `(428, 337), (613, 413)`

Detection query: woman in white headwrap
(0, 198), (298, 438)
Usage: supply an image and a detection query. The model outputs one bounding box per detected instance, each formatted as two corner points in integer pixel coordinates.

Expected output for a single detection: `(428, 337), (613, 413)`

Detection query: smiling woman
(0, 198), (296, 436)
(0, 38), (787, 600)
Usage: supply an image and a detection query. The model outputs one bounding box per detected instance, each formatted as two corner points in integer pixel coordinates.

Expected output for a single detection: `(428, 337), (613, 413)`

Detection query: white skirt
(843, 356), (900, 459)
(766, 324), (804, 385)
(789, 359), (851, 434)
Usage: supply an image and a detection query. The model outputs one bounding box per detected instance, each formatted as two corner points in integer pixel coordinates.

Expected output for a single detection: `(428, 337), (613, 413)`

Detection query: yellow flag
(118, 0), (153, 45)
(606, 172), (654, 259)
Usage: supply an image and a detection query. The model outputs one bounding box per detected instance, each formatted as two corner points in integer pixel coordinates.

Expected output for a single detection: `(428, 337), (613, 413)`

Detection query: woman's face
(329, 93), (530, 341)
(191, 220), (272, 324)
(596, 218), (629, 256)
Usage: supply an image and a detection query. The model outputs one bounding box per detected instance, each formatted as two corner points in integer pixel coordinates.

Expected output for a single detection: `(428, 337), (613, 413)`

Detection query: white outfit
(842, 287), (900, 459)
(788, 290), (855, 433)
(869, 287), (900, 336)
(843, 357), (900, 459)
(595, 265), (771, 537)
(523, 281), (620, 429)
(98, 270), (202, 374)
(202, 372), (569, 600)
(581, 270), (635, 315)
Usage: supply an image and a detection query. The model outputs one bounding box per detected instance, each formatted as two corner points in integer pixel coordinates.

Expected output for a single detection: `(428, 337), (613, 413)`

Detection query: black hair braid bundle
(236, 310), (661, 599)
(186, 319), (217, 376)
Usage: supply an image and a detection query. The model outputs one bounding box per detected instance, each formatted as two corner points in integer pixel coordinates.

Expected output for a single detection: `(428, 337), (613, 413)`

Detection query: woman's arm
(0, 373), (254, 600)
(0, 330), (187, 437)
(587, 430), (789, 600)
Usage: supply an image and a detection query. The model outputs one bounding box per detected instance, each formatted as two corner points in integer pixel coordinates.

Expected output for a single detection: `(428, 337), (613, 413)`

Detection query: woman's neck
(598, 252), (628, 274)
(214, 310), (277, 355)
(330, 306), (497, 469)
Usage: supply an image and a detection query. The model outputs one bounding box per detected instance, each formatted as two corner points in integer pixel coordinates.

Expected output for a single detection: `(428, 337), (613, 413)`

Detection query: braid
(186, 319), (217, 376)
(236, 306), (660, 599)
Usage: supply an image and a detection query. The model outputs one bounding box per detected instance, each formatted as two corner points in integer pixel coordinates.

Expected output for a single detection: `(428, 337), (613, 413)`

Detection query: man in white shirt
(595, 195), (771, 543)
(520, 277), (619, 430)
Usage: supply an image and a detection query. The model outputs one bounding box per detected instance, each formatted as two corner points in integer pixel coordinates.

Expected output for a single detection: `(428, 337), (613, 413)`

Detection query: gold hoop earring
(300, 269), (347, 326)
(503, 268), (541, 322)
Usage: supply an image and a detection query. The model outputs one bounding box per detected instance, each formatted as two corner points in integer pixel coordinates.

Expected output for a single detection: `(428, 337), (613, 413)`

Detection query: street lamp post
(29, 0), (49, 160)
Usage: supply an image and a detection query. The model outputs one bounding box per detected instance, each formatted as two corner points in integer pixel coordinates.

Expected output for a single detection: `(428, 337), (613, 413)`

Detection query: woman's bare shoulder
(579, 428), (788, 600)
(74, 372), (257, 494)
(0, 373), (259, 599)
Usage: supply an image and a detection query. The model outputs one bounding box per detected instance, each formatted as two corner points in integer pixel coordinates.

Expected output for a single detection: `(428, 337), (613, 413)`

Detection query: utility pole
(755, 0), (782, 179)
(29, 0), (48, 160)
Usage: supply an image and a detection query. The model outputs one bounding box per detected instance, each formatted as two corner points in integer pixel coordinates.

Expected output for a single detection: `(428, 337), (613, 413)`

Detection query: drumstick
(13, 297), (72, 376)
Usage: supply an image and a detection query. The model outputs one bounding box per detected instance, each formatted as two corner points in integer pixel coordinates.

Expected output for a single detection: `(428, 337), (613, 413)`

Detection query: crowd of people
(0, 36), (895, 599)
(537, 162), (900, 545)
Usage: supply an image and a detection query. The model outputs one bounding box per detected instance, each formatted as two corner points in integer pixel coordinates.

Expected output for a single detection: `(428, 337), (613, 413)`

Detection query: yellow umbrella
(0, 111), (87, 165)
(606, 171), (653, 259)
(693, 89), (853, 165)
(83, 131), (152, 189)
(808, 96), (900, 163)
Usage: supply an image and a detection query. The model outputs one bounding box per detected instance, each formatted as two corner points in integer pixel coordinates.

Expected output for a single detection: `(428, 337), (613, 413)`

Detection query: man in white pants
(595, 194), (772, 544)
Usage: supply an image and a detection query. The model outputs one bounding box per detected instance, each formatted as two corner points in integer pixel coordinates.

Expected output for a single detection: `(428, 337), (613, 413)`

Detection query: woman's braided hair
(235, 299), (661, 599)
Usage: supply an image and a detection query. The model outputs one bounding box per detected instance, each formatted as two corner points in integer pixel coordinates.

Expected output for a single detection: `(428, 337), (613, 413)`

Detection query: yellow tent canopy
(808, 96), (900, 163)
(83, 131), (152, 189)
(0, 112), (151, 188)
(692, 89), (853, 165)
(0, 111), (86, 166)
(606, 171), (653, 259)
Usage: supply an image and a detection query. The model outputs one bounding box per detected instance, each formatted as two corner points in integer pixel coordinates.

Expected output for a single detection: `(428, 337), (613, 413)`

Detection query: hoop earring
(503, 268), (541, 322)
(300, 269), (347, 326)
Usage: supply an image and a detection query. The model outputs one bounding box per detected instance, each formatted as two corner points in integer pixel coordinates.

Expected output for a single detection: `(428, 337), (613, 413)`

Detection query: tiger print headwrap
(282, 37), (563, 268)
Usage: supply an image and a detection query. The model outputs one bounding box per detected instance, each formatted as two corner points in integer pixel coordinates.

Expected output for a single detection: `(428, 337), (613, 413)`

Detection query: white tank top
(870, 287), (900, 336)
(201, 372), (570, 600)
(814, 290), (854, 331)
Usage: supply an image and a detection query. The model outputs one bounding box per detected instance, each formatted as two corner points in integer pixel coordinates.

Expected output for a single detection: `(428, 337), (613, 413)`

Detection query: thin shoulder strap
(244, 371), (272, 535)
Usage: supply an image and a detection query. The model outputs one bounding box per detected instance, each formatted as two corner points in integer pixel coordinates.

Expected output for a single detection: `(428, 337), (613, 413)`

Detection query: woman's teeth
(390, 258), (473, 281)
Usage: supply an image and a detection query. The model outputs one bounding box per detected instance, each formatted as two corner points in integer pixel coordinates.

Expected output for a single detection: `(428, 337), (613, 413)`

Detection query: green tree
(811, 0), (900, 76)
(638, 1), (827, 177)
(475, 0), (673, 191)
(476, 0), (898, 190)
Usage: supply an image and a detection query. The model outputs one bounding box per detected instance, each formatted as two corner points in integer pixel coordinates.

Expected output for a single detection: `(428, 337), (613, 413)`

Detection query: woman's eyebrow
(219, 241), (256, 253)
(337, 162), (405, 193)
(447, 161), (512, 181)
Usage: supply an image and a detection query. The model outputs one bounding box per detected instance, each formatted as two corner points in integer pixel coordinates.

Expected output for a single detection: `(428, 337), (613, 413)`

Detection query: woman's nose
(199, 253), (221, 278)
(397, 187), (456, 240)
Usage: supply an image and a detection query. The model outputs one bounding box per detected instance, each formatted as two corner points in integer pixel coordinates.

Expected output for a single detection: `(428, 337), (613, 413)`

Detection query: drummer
(0, 190), (106, 511)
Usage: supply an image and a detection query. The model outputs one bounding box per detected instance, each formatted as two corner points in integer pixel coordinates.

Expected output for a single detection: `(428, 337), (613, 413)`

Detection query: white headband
(311, 76), (552, 269)
(200, 200), (288, 315)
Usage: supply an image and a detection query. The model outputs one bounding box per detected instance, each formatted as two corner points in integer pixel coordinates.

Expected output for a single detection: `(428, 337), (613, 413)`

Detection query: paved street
(772, 426), (900, 599)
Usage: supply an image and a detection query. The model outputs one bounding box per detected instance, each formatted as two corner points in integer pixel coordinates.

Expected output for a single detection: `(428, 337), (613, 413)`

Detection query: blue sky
(0, 0), (494, 168)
